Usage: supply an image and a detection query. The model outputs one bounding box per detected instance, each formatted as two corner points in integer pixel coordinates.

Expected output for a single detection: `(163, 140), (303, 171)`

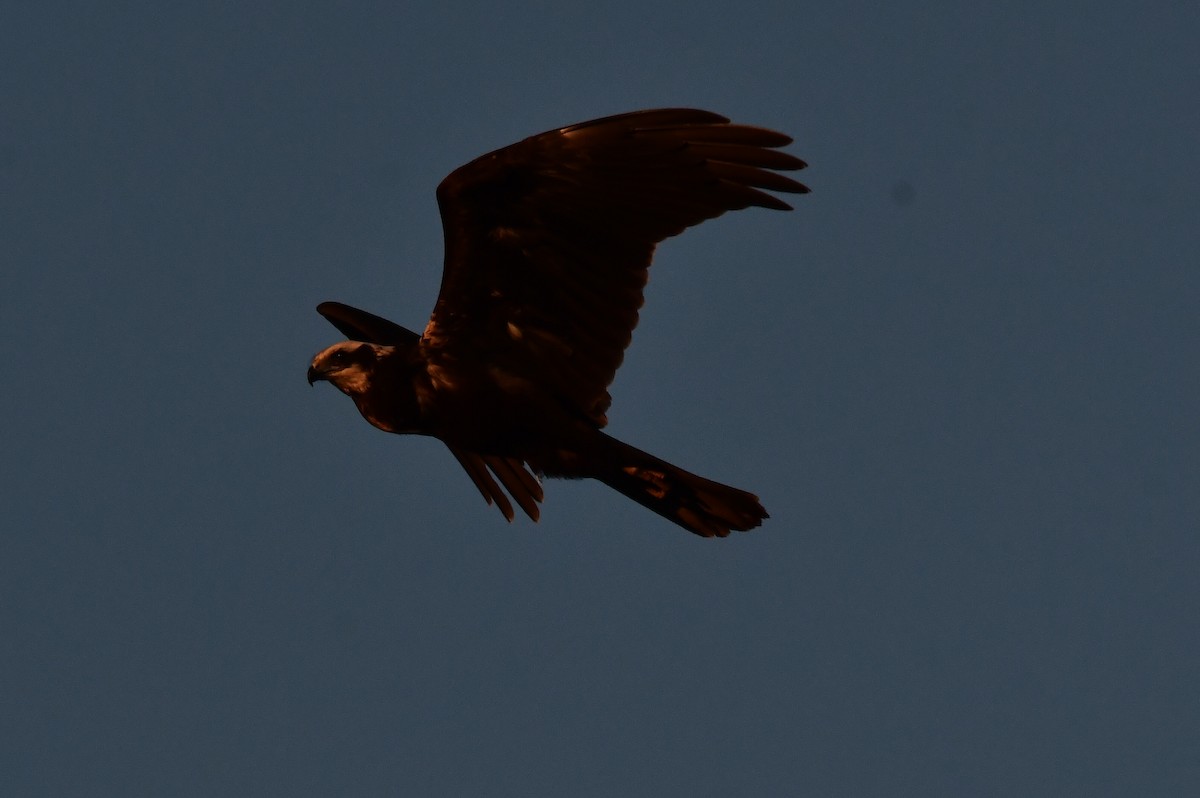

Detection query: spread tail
(592, 434), (768, 537)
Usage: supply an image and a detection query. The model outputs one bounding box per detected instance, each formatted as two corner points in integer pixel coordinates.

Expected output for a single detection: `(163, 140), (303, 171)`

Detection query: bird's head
(307, 341), (387, 395)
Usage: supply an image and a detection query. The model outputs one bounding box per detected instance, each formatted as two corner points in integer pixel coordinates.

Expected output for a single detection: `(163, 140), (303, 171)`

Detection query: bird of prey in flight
(308, 109), (808, 537)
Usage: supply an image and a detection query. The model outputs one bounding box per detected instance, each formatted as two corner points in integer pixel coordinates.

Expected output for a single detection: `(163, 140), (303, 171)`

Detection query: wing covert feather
(426, 109), (807, 426)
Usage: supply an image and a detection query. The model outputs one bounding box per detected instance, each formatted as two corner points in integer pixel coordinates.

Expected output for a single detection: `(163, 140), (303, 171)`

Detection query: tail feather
(593, 435), (768, 537)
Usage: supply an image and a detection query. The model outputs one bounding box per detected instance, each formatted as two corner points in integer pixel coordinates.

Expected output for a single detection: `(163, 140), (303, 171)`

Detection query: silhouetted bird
(308, 109), (808, 536)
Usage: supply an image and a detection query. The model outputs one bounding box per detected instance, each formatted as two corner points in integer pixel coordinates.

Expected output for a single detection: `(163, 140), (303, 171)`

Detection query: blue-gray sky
(3, 2), (1198, 795)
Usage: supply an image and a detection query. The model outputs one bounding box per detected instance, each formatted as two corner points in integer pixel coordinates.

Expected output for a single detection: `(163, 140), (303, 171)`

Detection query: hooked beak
(307, 364), (324, 386)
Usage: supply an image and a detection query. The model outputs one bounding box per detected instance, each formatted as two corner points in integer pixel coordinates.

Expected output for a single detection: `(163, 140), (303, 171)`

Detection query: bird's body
(308, 109), (808, 537)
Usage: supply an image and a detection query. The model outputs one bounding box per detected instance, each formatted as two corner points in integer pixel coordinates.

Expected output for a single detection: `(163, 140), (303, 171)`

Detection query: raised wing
(425, 108), (808, 426)
(316, 301), (420, 345)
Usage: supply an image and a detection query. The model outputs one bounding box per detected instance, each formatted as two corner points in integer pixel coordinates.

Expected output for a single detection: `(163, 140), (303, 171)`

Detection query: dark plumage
(308, 109), (808, 536)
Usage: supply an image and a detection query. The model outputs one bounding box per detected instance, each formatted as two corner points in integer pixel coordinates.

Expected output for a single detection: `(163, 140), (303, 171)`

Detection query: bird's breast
(417, 359), (574, 455)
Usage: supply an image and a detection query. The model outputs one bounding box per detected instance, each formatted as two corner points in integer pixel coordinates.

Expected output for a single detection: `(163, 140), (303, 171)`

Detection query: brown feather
(312, 108), (806, 536)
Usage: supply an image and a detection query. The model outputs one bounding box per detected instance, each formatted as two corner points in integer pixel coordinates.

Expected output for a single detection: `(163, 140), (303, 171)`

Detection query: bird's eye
(331, 351), (349, 363)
